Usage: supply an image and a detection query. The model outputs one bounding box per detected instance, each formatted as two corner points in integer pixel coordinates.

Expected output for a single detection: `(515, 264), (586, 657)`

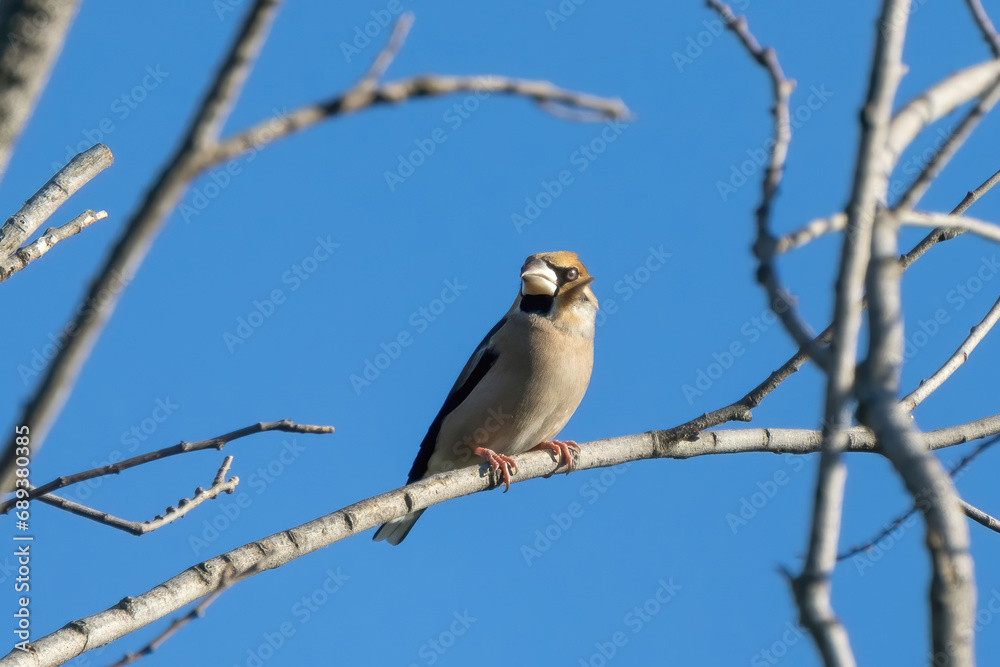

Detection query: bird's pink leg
(530, 440), (581, 473)
(473, 447), (518, 492)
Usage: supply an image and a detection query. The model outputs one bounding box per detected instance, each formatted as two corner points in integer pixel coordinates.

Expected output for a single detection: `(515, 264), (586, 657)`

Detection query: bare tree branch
(900, 291), (1000, 413)
(30, 456), (239, 536)
(0, 143), (112, 259)
(839, 434), (999, 560)
(7, 414), (1000, 667)
(793, 1), (913, 664)
(899, 209), (1000, 242)
(0, 6), (630, 495)
(950, 166), (1000, 217)
(105, 580), (234, 667)
(0, 419), (333, 515)
(186, 0), (281, 151)
(866, 78), (976, 667)
(0, 209), (107, 282)
(707, 0), (828, 365)
(888, 60), (1000, 162)
(671, 167), (1000, 448)
(774, 212), (846, 255)
(960, 499), (1000, 534)
(343, 11), (414, 106)
(0, 0), (282, 495)
(892, 76), (1000, 213)
(896, 166), (1000, 274)
(965, 0), (1000, 58)
(197, 74), (629, 169)
(0, 0), (81, 183)
(775, 60), (1000, 252)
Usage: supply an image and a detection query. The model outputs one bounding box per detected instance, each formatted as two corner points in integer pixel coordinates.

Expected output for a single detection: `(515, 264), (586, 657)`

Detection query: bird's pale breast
(425, 311), (593, 475)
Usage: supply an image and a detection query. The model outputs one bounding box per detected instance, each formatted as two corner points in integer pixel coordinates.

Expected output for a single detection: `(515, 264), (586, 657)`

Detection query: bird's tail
(372, 509), (425, 545)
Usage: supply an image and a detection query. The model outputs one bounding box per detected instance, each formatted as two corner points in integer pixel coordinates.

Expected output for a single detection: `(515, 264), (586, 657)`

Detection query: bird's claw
(474, 447), (518, 492)
(531, 439), (580, 474)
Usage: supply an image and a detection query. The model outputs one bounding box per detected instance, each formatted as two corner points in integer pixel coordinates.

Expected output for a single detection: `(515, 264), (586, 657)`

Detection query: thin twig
(774, 213), (846, 254)
(900, 209), (1000, 243)
(960, 499), (1000, 533)
(0, 209), (108, 282)
(707, 0), (827, 366)
(343, 11), (414, 108)
(0, 144), (112, 259)
(838, 434), (999, 559)
(900, 292), (1000, 412)
(966, 0), (1000, 58)
(0, 420), (332, 514)
(186, 0), (282, 151)
(105, 585), (232, 667)
(31, 457), (239, 536)
(898, 166), (1000, 269)
(106, 566), (243, 667)
(950, 166), (1000, 218)
(9, 414), (1000, 666)
(197, 75), (629, 169)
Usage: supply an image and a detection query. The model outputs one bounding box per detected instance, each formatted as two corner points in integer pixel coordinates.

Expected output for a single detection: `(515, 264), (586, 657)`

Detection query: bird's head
(519, 251), (598, 316)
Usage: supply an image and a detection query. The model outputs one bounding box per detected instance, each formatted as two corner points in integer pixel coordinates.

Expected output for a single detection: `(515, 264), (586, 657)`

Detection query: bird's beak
(521, 260), (558, 296)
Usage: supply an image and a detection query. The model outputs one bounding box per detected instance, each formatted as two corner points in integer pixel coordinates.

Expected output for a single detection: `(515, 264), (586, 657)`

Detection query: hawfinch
(373, 251), (598, 545)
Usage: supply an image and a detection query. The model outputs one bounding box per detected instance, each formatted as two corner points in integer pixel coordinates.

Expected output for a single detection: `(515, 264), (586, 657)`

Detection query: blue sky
(3, 1), (1000, 665)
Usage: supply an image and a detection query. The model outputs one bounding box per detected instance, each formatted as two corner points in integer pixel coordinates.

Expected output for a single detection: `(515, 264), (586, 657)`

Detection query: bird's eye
(566, 267), (579, 281)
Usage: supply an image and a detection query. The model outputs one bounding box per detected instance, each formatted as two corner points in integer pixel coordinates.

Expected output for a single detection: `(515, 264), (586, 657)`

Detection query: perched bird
(373, 251), (598, 545)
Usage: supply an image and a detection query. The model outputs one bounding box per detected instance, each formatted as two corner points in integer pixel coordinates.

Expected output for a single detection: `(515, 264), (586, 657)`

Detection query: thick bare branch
(0, 144), (112, 259)
(0, 209), (107, 282)
(6, 414), (1000, 667)
(105, 581), (233, 667)
(0, 0), (81, 183)
(794, 2), (912, 664)
(866, 51), (977, 664)
(888, 60), (1000, 163)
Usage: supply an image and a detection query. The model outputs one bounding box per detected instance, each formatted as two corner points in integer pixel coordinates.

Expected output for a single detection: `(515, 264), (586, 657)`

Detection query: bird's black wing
(406, 317), (505, 483)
